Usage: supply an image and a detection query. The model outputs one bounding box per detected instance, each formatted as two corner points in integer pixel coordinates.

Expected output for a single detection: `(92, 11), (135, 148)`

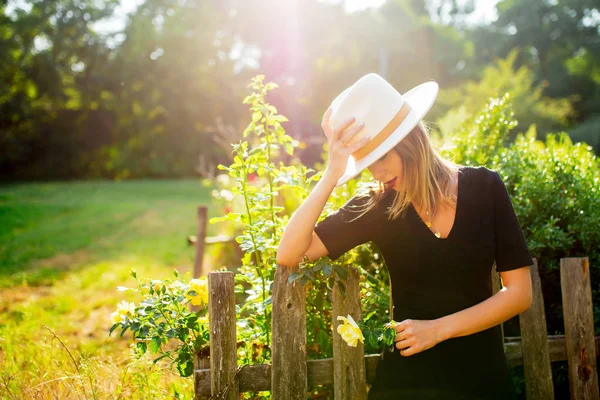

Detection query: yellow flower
(110, 301), (136, 325)
(150, 280), (164, 293)
(185, 278), (209, 307)
(336, 314), (365, 347)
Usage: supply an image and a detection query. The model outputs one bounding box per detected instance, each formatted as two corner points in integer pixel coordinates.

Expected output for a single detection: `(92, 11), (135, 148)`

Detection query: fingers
(321, 107), (371, 153)
(333, 116), (357, 141)
(346, 135), (371, 152)
(395, 339), (411, 350)
(394, 329), (411, 343)
(339, 121), (365, 144)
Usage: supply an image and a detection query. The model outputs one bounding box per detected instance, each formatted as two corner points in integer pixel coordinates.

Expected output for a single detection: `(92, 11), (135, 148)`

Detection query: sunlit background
(1, 0), (599, 399)
(3, 0), (598, 180)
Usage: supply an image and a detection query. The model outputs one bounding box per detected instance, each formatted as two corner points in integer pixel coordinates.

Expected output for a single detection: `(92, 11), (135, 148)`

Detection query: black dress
(314, 166), (534, 400)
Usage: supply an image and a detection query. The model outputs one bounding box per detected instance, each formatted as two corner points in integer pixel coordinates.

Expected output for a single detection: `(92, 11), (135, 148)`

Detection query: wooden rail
(195, 333), (600, 396)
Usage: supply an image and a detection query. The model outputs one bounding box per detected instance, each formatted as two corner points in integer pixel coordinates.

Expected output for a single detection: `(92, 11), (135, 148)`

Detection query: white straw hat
(327, 73), (439, 186)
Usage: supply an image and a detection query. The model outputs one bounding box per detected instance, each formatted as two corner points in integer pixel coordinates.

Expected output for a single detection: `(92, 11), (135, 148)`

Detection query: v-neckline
(409, 167), (464, 241)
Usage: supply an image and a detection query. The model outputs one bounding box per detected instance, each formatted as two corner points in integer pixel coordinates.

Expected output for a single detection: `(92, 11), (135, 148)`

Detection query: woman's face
(367, 148), (403, 191)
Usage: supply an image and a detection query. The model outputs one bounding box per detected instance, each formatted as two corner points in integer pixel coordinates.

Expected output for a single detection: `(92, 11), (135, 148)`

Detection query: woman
(276, 73), (533, 400)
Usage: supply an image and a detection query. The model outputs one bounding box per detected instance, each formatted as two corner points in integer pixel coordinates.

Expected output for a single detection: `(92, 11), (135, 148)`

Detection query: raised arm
(275, 172), (338, 267)
(276, 108), (369, 267)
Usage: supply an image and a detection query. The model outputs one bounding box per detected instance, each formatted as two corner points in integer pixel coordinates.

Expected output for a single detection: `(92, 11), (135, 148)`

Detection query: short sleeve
(314, 193), (378, 262)
(491, 171), (534, 272)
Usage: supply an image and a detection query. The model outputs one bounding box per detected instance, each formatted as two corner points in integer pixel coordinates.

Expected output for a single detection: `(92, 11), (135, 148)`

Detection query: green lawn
(0, 179), (228, 399)
(0, 179), (222, 287)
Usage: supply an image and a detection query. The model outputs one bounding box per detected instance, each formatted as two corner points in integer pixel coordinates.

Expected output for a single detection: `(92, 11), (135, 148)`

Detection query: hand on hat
(321, 107), (370, 182)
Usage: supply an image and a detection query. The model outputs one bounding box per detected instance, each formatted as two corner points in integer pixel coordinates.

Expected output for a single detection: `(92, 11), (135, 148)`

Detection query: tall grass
(0, 179), (222, 399)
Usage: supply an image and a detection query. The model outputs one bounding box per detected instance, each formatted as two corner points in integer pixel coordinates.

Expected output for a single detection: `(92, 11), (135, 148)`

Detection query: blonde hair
(351, 121), (462, 221)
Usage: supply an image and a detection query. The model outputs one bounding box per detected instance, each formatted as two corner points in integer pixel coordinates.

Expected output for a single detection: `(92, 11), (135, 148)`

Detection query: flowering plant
(336, 314), (397, 352)
(109, 268), (210, 377)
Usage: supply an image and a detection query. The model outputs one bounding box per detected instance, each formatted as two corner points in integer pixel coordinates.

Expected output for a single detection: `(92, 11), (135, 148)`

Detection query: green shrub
(441, 93), (600, 340)
(442, 94), (600, 274)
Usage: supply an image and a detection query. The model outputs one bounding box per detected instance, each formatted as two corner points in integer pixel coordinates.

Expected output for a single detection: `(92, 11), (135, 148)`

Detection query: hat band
(352, 101), (412, 161)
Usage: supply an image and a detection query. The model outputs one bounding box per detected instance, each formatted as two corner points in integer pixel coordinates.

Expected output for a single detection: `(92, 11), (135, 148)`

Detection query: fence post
(208, 271), (238, 400)
(272, 264), (307, 399)
(519, 259), (554, 400)
(560, 257), (600, 400)
(193, 206), (208, 279)
(332, 266), (367, 400)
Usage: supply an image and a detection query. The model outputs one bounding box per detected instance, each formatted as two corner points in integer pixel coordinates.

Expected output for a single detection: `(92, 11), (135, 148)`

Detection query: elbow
(520, 290), (533, 313)
(275, 254), (298, 268)
(275, 245), (298, 268)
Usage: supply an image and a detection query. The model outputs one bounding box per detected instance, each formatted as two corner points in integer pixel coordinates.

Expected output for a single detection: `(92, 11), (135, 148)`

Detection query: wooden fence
(192, 208), (599, 399)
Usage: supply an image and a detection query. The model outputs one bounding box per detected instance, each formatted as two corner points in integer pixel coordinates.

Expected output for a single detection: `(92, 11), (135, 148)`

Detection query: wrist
(436, 316), (454, 342)
(321, 170), (340, 188)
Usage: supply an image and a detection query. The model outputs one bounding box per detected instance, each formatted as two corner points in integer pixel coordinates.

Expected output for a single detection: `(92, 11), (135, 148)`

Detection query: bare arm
(276, 171), (338, 267)
(276, 108), (369, 267)
(437, 266), (532, 341)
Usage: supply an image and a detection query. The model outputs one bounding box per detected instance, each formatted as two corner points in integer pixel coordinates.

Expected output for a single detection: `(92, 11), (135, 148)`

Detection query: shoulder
(337, 186), (392, 221)
(461, 165), (501, 187)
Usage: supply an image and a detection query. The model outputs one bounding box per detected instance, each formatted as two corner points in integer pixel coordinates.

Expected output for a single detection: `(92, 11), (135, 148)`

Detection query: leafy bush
(109, 269), (210, 378)
(441, 93), (600, 274)
(440, 93), (600, 338)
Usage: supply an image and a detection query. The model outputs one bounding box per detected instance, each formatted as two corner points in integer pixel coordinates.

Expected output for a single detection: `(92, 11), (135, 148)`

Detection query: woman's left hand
(391, 319), (446, 356)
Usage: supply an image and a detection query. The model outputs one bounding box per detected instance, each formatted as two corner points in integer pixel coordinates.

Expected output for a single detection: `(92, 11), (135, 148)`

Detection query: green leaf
(166, 329), (177, 338)
(271, 115), (288, 122)
(149, 336), (161, 354)
(152, 352), (170, 364)
(334, 265), (347, 280)
(284, 142), (294, 156)
(177, 359), (194, 377)
(136, 341), (147, 355)
(119, 324), (130, 337)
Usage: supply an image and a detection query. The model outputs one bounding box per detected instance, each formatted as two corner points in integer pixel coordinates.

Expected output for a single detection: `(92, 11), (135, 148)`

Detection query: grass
(0, 179), (230, 399)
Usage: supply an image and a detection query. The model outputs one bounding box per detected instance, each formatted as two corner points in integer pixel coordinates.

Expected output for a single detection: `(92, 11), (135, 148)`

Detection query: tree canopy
(1, 0), (598, 180)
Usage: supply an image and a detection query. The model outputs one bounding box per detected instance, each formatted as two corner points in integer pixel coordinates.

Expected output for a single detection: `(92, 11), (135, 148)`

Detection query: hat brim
(335, 81), (439, 187)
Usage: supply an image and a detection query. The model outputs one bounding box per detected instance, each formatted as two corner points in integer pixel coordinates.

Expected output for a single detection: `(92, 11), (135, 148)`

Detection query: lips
(384, 177), (397, 187)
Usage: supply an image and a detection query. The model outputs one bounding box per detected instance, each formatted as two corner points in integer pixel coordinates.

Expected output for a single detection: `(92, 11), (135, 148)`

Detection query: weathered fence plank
(560, 257), (600, 400)
(195, 335), (600, 395)
(519, 259), (554, 400)
(332, 266), (367, 400)
(505, 335), (600, 367)
(208, 271), (238, 400)
(193, 206), (208, 278)
(271, 264), (307, 399)
(194, 355), (210, 400)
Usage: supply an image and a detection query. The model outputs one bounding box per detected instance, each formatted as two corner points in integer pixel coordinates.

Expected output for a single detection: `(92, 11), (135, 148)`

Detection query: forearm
(436, 286), (531, 341)
(276, 171), (338, 263)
